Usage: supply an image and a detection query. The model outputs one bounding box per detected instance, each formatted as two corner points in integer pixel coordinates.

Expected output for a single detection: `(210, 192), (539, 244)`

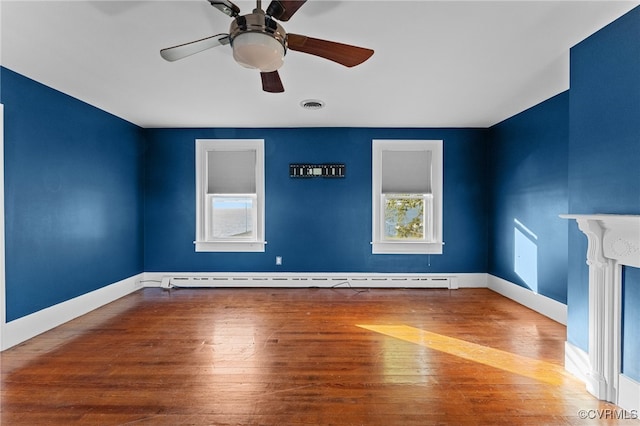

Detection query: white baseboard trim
(618, 374), (640, 413)
(487, 274), (567, 325)
(142, 272), (488, 290)
(1, 273), (144, 351)
(458, 273), (488, 288)
(565, 340), (590, 384)
(566, 341), (640, 413)
(4, 272), (570, 352)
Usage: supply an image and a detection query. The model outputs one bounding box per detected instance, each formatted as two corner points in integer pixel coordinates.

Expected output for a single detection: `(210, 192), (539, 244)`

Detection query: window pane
(210, 197), (255, 239)
(383, 195), (426, 240)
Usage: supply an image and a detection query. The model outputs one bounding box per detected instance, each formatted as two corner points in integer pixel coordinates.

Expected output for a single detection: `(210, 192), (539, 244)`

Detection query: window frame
(195, 139), (265, 252)
(371, 139), (443, 254)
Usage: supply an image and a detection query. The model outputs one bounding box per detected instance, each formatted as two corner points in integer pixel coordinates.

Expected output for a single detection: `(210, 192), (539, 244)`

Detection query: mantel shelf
(560, 213), (640, 220)
(561, 214), (640, 268)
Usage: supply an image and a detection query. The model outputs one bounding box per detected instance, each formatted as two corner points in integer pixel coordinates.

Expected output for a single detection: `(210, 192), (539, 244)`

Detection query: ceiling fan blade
(160, 34), (230, 62)
(266, 0), (307, 21)
(261, 71), (285, 93)
(287, 34), (374, 67)
(208, 0), (241, 17)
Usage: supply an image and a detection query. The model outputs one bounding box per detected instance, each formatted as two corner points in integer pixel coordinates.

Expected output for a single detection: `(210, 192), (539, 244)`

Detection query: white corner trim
(487, 274), (567, 325)
(618, 374), (640, 413)
(1, 273), (144, 351)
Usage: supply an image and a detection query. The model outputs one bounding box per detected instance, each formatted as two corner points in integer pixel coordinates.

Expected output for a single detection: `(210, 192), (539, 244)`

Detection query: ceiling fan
(160, 0), (374, 93)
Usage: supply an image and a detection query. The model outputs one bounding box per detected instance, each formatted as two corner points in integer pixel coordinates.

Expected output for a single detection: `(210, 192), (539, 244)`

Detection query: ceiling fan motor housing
(229, 11), (287, 72)
(160, 0), (374, 92)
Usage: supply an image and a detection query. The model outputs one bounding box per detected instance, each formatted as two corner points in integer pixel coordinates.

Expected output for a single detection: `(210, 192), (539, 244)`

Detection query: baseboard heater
(160, 274), (456, 289)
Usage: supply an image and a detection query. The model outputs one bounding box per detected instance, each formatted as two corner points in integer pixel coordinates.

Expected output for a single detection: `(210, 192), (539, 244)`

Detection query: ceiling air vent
(300, 99), (325, 110)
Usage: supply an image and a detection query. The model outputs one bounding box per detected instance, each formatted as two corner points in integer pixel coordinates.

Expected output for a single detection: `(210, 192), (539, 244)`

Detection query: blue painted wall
(567, 7), (640, 379)
(143, 128), (488, 273)
(487, 92), (569, 303)
(2, 6), (639, 382)
(1, 67), (145, 321)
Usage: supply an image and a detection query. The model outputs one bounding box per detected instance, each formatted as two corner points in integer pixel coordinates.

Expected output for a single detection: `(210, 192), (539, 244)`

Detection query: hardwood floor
(0, 287), (635, 425)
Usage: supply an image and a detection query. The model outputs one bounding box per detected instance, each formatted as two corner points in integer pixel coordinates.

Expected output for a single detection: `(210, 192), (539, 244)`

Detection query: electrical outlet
(276, 256), (282, 265)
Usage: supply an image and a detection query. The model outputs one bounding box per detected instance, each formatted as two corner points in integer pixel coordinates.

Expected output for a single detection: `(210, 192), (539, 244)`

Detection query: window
(383, 193), (432, 241)
(195, 139), (265, 252)
(208, 195), (256, 240)
(372, 140), (443, 254)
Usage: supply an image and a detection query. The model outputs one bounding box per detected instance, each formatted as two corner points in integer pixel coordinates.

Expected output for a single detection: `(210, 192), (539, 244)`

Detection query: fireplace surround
(561, 214), (640, 408)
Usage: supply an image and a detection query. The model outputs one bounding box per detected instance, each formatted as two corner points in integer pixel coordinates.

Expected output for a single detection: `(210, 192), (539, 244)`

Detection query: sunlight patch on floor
(356, 324), (569, 385)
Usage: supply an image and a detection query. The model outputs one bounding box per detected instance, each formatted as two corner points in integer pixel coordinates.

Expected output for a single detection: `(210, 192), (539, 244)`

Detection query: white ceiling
(1, 1), (638, 128)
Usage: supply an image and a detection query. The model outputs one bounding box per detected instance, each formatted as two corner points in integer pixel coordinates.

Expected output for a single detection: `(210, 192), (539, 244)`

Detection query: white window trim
(372, 139), (443, 254)
(195, 139), (266, 252)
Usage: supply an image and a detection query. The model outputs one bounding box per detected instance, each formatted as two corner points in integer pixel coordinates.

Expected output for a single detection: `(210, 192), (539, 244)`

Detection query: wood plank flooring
(1, 287), (636, 425)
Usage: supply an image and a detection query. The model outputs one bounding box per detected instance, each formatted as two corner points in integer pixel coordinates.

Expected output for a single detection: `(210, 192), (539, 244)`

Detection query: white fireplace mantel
(561, 214), (640, 406)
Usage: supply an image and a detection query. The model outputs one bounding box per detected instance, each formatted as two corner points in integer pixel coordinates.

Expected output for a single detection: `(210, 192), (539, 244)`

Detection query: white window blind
(207, 150), (256, 194)
(381, 150), (432, 194)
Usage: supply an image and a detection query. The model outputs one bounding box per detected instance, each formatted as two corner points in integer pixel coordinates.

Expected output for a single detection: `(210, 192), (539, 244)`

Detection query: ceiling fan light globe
(232, 32), (285, 72)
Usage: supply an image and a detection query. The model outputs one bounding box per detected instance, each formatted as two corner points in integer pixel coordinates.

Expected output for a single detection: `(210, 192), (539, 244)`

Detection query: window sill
(194, 240), (267, 253)
(371, 241), (443, 255)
